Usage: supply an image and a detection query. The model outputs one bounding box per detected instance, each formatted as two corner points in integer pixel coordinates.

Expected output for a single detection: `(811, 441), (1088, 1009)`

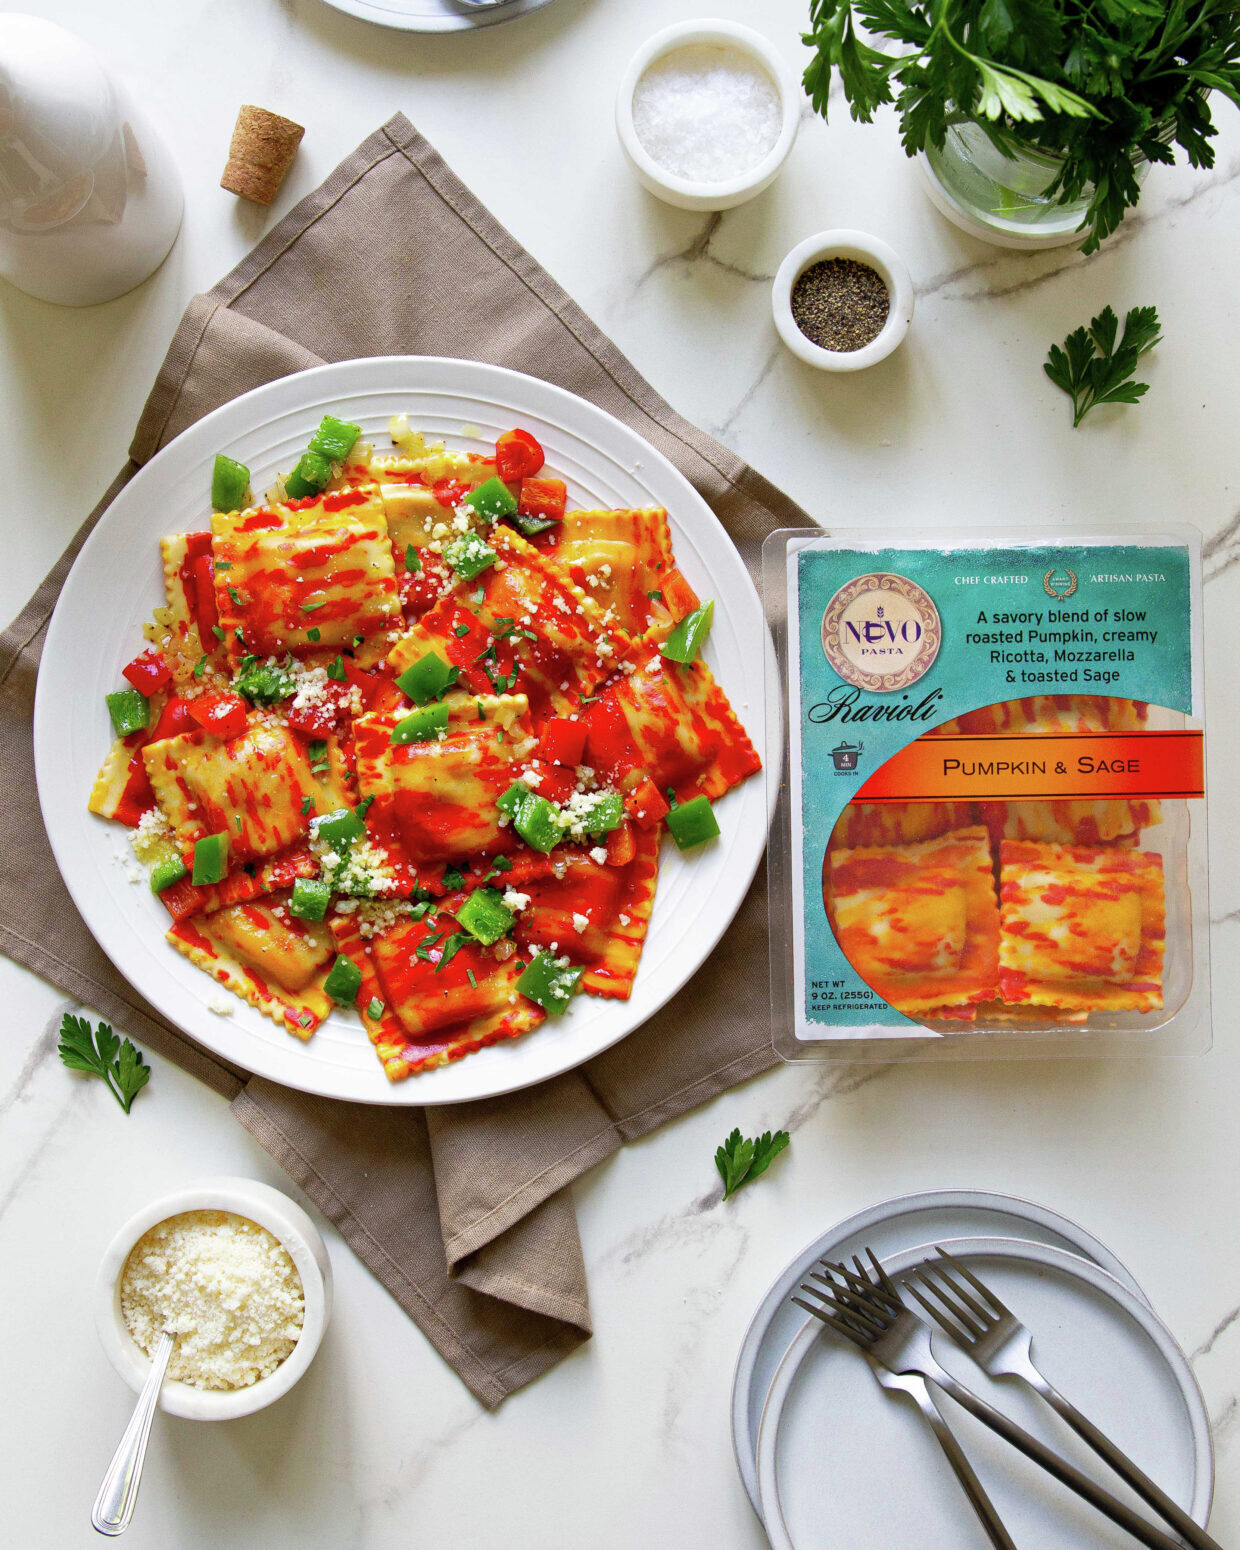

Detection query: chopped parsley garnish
(454, 623), (471, 638)
(215, 560), (232, 571)
(435, 931), (471, 973)
(212, 625), (226, 642)
(367, 997), (385, 1020)
(308, 627), (321, 642)
(647, 589), (663, 602)
(307, 738), (330, 774)
(357, 794), (374, 819)
(300, 599), (327, 612)
(442, 867), (466, 891)
(327, 656), (346, 681)
(405, 544), (421, 573)
(467, 969), (478, 989)
(193, 654), (208, 679)
(300, 795), (314, 815)
(228, 585), (242, 606)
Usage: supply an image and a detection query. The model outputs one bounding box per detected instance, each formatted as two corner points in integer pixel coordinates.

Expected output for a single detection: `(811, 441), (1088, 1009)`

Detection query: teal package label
(790, 541), (1194, 1031)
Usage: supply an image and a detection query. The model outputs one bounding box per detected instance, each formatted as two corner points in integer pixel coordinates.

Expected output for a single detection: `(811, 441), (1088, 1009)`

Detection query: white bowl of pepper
(772, 230), (914, 372)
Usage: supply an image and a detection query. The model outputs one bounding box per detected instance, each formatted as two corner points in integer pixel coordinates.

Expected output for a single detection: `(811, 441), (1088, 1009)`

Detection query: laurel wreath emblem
(1043, 566), (1078, 601)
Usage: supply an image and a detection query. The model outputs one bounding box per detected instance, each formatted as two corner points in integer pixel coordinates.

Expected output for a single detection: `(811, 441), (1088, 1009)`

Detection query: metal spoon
(91, 1330), (175, 1536)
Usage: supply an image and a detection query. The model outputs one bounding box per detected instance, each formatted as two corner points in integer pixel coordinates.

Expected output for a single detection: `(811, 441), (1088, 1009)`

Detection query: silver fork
(869, 1359), (1017, 1548)
(907, 1248), (1221, 1550)
(794, 1252), (1184, 1550)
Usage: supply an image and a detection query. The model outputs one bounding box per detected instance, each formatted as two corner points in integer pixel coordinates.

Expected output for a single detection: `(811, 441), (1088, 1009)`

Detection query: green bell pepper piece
(308, 414), (361, 464)
(311, 806), (366, 850)
(289, 877), (332, 922)
(106, 688), (149, 737)
(323, 954), (362, 1007)
(211, 453), (251, 513)
(666, 794), (720, 850)
(582, 790), (624, 837)
(192, 832), (230, 885)
(456, 887), (515, 946)
(661, 600), (714, 665)
(443, 530), (498, 582)
(390, 703), (450, 745)
(149, 855), (188, 894)
(395, 650), (459, 706)
(517, 951), (584, 1015)
(507, 507), (558, 538)
(464, 476), (517, 522)
(284, 449), (333, 500)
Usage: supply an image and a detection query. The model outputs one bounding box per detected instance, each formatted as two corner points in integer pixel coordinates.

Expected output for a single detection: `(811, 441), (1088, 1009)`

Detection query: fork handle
(1030, 1375), (1221, 1550)
(929, 1372), (1184, 1550)
(910, 1383), (1019, 1549)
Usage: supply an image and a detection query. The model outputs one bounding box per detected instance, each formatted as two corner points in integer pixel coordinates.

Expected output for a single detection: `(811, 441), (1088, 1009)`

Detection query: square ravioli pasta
(828, 827), (999, 1016)
(211, 484), (401, 657)
(998, 840), (1165, 1013)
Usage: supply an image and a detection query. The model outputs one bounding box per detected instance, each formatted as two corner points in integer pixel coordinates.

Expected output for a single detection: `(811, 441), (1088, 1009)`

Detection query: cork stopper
(221, 105), (304, 206)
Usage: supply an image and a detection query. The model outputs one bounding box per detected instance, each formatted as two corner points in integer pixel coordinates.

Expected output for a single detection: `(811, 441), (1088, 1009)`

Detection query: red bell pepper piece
(518, 477), (567, 524)
(189, 692), (248, 741)
(432, 477), (471, 510)
(190, 554), (219, 640)
(122, 650), (172, 695)
(495, 428), (544, 481)
(624, 776), (670, 830)
(149, 695), (197, 743)
(660, 567), (700, 622)
(605, 820), (636, 866)
(538, 717), (587, 767)
(286, 691), (344, 738)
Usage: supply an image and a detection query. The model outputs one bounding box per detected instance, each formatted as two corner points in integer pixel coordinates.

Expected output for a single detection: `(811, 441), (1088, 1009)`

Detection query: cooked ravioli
(211, 484), (400, 657)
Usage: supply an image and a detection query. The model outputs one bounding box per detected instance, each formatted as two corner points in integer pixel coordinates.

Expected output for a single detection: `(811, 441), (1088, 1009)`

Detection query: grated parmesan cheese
(121, 1210), (304, 1391)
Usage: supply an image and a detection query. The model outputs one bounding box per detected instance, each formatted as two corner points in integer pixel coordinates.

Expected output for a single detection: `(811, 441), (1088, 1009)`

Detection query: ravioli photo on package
(769, 531), (1209, 1056)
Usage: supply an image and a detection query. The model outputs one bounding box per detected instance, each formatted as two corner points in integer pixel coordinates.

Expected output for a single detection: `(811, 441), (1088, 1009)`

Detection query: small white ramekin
(772, 229), (915, 372)
(95, 1177), (332, 1421)
(615, 19), (801, 212)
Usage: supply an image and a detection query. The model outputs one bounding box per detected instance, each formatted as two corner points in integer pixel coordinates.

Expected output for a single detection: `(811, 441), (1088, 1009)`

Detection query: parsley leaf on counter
(1044, 304), (1161, 427)
(715, 1127), (790, 1200)
(57, 1013), (151, 1113)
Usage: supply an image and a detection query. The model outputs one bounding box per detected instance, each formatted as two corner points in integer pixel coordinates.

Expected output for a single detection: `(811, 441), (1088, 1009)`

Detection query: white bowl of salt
(616, 20), (801, 211)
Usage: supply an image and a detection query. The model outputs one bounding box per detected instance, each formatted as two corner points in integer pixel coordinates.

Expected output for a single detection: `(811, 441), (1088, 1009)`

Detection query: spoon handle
(91, 1329), (175, 1536)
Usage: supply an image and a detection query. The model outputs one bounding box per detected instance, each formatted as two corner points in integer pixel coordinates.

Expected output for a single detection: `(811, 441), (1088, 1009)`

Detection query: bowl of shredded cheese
(95, 1177), (332, 1420)
(615, 20), (801, 211)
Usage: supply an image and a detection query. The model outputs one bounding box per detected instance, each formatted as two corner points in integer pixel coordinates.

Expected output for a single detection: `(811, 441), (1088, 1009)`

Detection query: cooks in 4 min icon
(831, 740), (863, 773)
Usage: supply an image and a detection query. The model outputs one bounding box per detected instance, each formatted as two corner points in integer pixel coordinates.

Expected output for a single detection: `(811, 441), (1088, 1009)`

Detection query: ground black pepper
(791, 258), (890, 352)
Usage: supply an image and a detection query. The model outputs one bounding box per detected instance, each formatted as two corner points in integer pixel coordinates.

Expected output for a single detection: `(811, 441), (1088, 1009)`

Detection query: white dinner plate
(315, 0), (555, 34)
(730, 1188), (1147, 1519)
(756, 1236), (1213, 1550)
(35, 357), (766, 1104)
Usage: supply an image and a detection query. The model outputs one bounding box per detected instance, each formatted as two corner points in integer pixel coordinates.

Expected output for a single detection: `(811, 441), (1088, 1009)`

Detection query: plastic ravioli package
(764, 528), (1210, 1063)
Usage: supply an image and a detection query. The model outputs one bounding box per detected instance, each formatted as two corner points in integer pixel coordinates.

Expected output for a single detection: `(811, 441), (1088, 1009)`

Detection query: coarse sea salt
(632, 44), (781, 185)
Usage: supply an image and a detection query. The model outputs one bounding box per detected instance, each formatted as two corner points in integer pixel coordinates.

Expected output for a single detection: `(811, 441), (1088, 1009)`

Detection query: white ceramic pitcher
(0, 15), (183, 306)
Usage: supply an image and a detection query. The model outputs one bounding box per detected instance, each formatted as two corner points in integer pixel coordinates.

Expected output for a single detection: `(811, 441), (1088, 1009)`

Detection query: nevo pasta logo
(821, 572), (941, 692)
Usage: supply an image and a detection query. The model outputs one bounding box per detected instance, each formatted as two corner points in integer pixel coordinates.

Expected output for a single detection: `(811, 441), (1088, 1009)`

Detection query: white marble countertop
(3, 0), (1239, 1544)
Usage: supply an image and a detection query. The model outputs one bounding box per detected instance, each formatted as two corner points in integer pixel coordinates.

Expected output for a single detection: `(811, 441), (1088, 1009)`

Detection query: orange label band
(855, 730), (1205, 803)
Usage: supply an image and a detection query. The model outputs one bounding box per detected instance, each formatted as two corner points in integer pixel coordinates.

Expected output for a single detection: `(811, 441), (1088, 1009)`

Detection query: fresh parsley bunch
(803, 0), (1240, 252)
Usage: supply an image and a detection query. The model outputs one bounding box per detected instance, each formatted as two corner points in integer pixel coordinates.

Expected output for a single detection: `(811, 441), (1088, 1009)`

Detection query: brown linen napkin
(0, 114), (808, 1408)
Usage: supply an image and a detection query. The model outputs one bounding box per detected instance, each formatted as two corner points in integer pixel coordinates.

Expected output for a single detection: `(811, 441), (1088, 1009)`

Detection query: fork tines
(793, 1249), (904, 1349)
(904, 1247), (1012, 1344)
